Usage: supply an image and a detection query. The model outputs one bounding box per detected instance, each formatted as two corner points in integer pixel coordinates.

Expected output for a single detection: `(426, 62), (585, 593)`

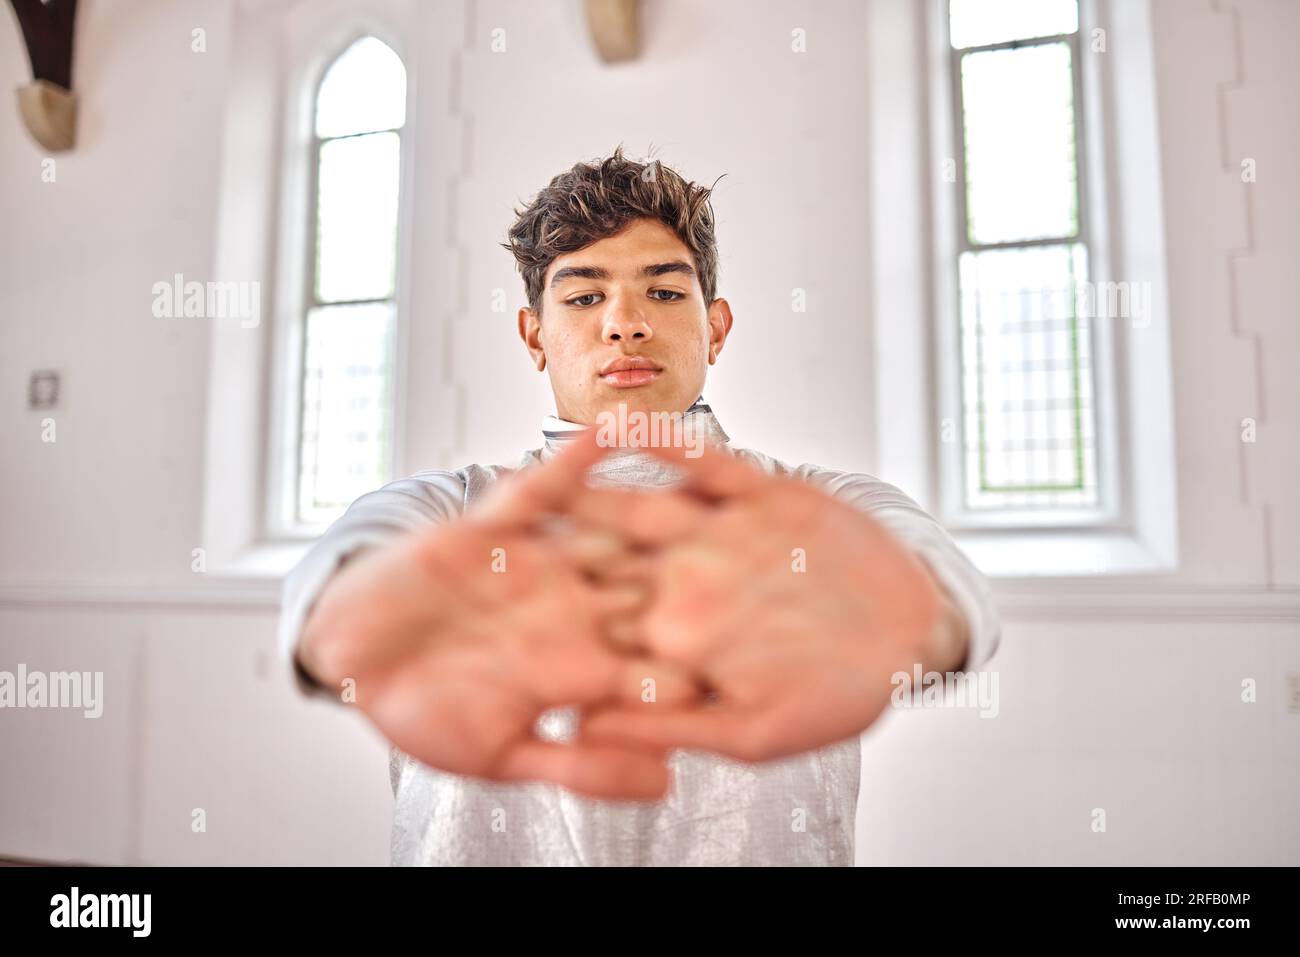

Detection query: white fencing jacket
(278, 398), (1001, 865)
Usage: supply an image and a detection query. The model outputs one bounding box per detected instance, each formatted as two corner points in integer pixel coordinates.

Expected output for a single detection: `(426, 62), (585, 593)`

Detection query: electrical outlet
(28, 369), (59, 409)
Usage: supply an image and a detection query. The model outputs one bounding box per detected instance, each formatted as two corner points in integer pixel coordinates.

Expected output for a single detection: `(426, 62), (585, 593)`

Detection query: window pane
(949, 0), (1078, 49)
(298, 302), (395, 525)
(315, 37), (406, 138)
(315, 131), (401, 302)
(961, 41), (1079, 245)
(959, 244), (1099, 510)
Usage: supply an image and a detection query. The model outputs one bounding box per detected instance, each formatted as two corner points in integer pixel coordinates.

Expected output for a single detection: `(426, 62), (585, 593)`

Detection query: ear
(705, 298), (733, 365)
(518, 306), (546, 371)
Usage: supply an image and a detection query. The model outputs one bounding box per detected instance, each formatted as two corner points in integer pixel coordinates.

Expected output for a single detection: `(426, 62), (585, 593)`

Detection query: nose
(601, 298), (653, 343)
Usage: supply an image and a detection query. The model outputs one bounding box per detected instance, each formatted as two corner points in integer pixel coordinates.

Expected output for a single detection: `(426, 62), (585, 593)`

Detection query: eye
(566, 293), (603, 307)
(651, 289), (685, 302)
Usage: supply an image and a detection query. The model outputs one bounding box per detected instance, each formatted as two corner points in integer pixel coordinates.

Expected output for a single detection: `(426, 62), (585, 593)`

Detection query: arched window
(295, 36), (406, 526)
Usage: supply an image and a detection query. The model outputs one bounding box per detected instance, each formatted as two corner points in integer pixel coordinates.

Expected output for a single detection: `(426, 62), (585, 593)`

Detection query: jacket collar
(538, 395), (731, 479)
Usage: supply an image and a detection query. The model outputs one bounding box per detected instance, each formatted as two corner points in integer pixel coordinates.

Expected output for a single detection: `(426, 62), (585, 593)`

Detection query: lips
(599, 356), (663, 389)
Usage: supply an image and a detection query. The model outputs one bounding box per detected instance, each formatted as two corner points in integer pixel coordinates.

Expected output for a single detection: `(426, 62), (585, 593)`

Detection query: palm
(299, 430), (698, 800)
(567, 445), (943, 761)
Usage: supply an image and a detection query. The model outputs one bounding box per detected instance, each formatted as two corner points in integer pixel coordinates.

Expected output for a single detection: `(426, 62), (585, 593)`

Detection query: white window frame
(869, 0), (1178, 577)
(201, 0), (423, 577)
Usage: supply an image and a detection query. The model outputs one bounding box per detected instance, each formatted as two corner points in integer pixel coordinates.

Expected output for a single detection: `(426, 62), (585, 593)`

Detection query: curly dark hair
(502, 145), (722, 317)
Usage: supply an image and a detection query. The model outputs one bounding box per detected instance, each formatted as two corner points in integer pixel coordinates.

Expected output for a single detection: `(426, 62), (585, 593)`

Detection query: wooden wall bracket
(6, 0), (79, 151)
(584, 0), (640, 64)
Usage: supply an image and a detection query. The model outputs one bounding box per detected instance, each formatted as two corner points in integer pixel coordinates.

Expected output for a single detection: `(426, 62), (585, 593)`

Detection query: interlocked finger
(471, 428), (610, 531)
(562, 485), (710, 548)
(638, 441), (773, 502)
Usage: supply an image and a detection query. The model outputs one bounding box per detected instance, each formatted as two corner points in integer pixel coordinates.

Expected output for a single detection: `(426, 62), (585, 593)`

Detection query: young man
(280, 147), (1000, 866)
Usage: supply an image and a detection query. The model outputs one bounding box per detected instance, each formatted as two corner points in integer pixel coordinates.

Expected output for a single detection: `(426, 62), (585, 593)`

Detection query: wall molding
(991, 582), (1300, 622)
(0, 579), (282, 612)
(0, 579), (1296, 621)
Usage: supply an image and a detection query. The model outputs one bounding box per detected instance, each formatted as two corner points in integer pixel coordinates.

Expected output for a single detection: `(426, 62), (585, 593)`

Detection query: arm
(807, 468), (1000, 674)
(278, 471), (467, 702)
(276, 430), (688, 801)
(911, 577), (972, 675)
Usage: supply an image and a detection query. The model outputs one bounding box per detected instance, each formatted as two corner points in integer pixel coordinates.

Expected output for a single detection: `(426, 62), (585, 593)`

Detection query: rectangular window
(946, 0), (1102, 515)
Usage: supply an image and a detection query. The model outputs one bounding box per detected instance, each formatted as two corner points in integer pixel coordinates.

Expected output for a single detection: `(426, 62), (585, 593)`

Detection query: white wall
(0, 0), (1295, 865)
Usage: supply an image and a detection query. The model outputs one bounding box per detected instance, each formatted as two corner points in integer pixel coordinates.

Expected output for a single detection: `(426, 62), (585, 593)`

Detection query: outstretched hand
(299, 426), (966, 800)
(556, 438), (960, 762)
(297, 428), (703, 802)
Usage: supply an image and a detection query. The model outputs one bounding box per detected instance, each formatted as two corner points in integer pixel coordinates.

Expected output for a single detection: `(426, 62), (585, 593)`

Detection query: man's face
(518, 217), (732, 424)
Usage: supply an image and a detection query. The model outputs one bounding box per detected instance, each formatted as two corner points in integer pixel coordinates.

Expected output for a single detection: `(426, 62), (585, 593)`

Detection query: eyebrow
(549, 261), (697, 289)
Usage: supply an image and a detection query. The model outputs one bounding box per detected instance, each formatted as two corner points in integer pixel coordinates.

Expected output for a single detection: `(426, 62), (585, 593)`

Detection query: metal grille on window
(297, 37), (405, 526)
(949, 0), (1099, 511)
